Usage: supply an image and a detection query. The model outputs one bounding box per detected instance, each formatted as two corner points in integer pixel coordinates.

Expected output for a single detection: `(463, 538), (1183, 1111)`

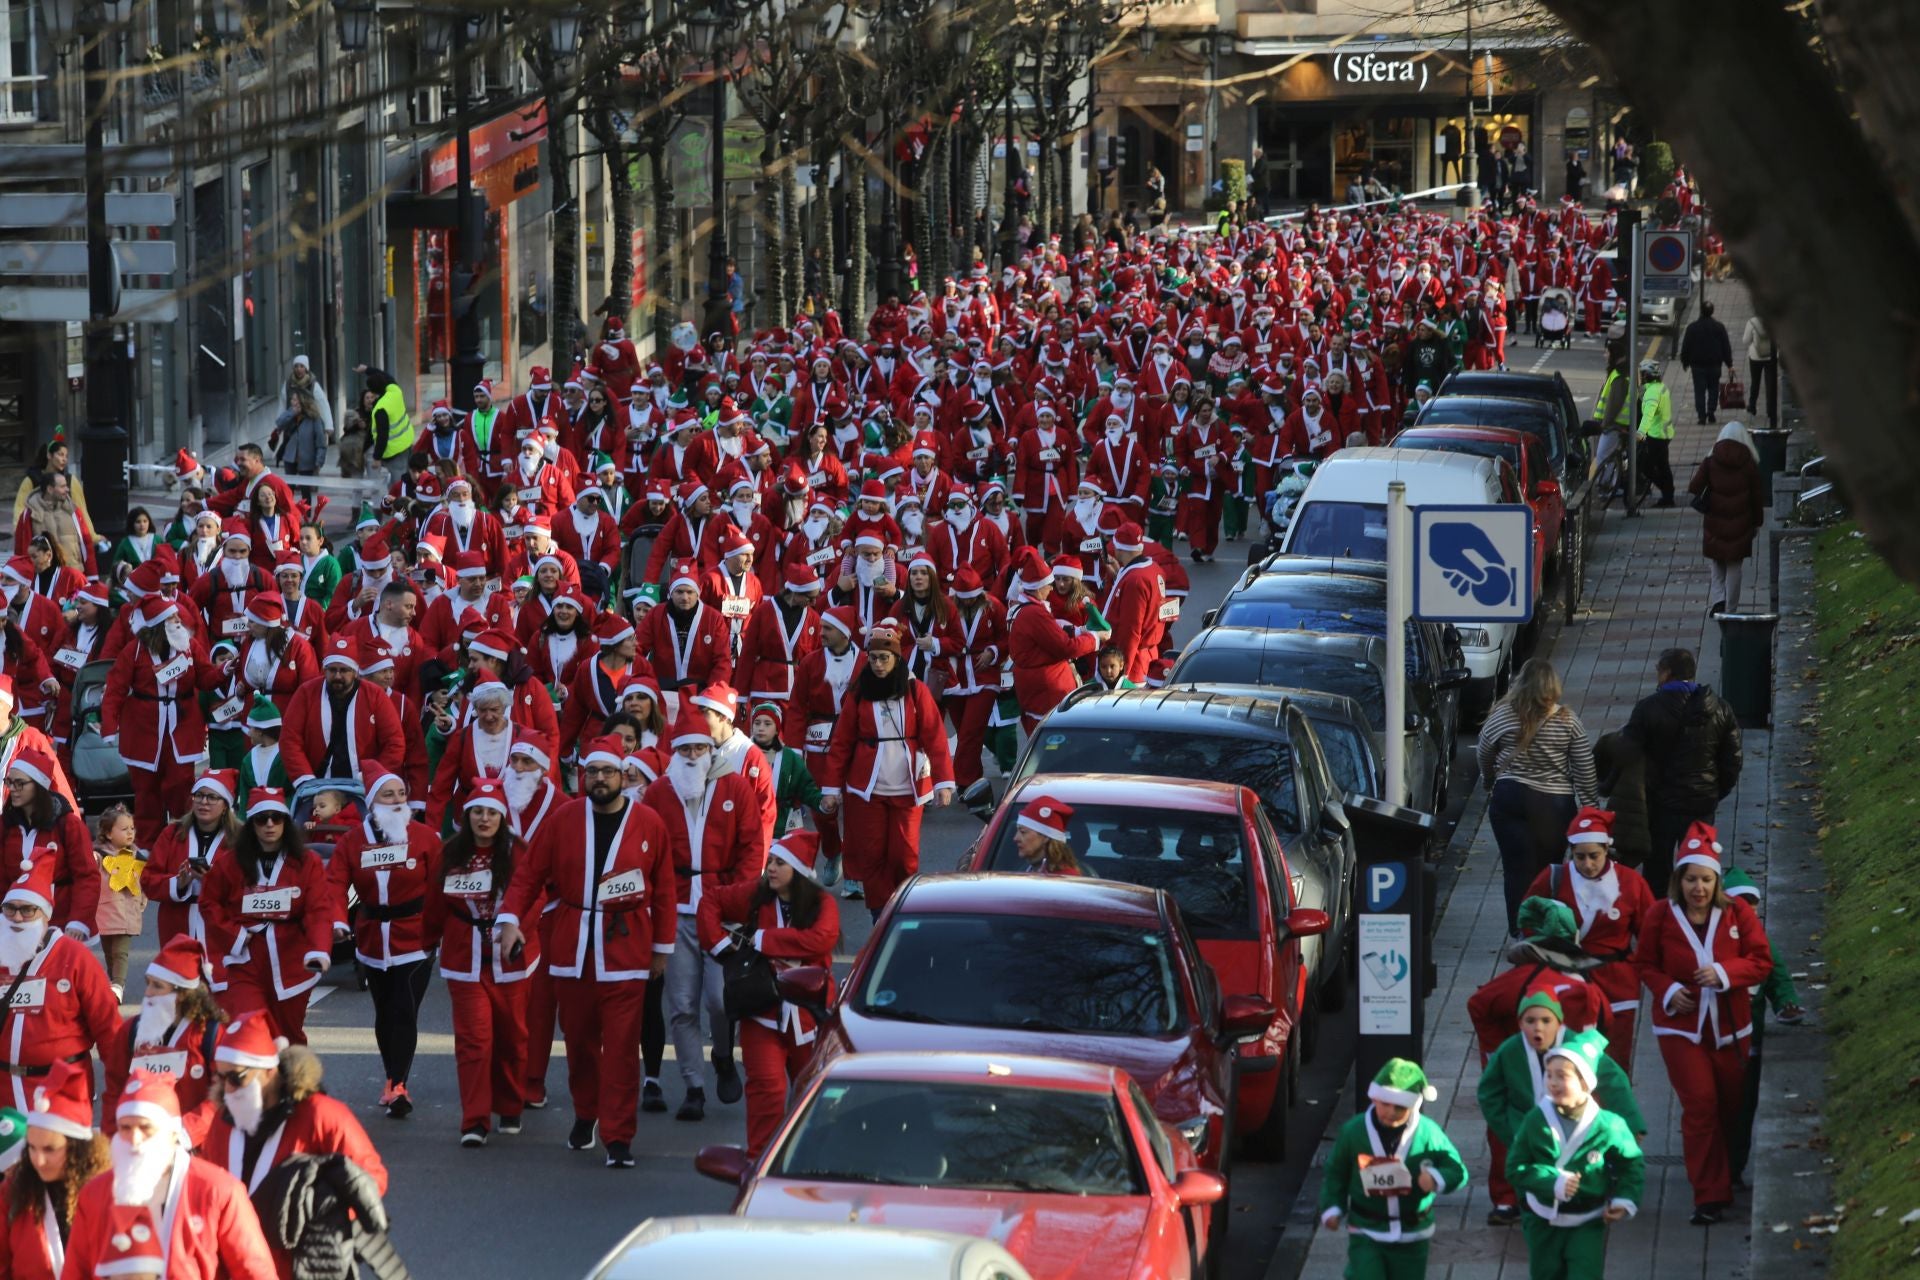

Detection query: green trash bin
(1718, 612), (1778, 729)
(1751, 427), (1791, 504)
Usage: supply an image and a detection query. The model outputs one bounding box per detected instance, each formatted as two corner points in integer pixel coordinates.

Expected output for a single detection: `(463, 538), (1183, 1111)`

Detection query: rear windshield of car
(1416, 401), (1562, 460)
(981, 802), (1256, 940)
(772, 1079), (1147, 1197)
(856, 912), (1182, 1037)
(1173, 649), (1386, 731)
(1019, 726), (1299, 831)
(1396, 435), (1520, 470)
(1290, 500), (1387, 560)
(1306, 716), (1373, 798)
(1213, 599), (1427, 677)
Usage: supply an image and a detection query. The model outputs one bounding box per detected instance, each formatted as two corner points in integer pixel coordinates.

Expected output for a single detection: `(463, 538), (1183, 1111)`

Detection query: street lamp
(689, 3), (738, 338)
(420, 11), (453, 57)
(331, 0), (374, 52)
(1138, 22), (1155, 54)
(548, 10), (585, 59)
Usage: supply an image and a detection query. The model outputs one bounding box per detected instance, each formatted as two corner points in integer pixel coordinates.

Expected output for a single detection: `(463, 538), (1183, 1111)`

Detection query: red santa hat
(359, 638), (395, 676)
(115, 1069), (183, 1134)
(768, 830), (821, 882)
(448, 550), (487, 580)
(221, 518), (252, 547)
(243, 591), (287, 628)
(594, 613), (636, 648)
(781, 560), (823, 595)
(676, 478), (709, 509)
(245, 787), (291, 819)
(851, 531), (886, 553)
(911, 431), (941, 459)
(1050, 555), (1084, 580)
(215, 1012), (288, 1071)
(669, 702), (715, 749)
(1016, 795), (1073, 843)
(464, 778), (510, 817)
(321, 636), (361, 669)
(174, 448), (201, 481)
(948, 567), (985, 600)
(667, 558), (702, 594)
(359, 759), (405, 802)
(718, 527), (754, 563)
(1013, 547), (1053, 594)
(579, 734), (627, 770)
(1673, 821), (1724, 876)
(821, 604), (861, 642)
(509, 731), (555, 772)
(132, 595), (177, 633)
(146, 934), (208, 991)
(1111, 521), (1145, 553)
(1565, 806), (1615, 846)
(2, 859), (55, 919)
(192, 769), (238, 808)
(469, 629), (517, 663)
(4, 744), (57, 793)
(27, 1059), (94, 1141)
(528, 366), (553, 391)
(690, 683), (739, 723)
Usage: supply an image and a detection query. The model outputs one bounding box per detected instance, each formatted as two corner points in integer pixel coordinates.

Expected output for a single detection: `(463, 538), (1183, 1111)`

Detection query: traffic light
(1108, 135), (1128, 170)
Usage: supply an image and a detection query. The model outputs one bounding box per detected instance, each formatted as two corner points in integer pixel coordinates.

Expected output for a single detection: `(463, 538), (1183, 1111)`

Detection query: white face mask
(730, 499), (756, 527)
(374, 802), (411, 836)
(855, 556), (883, 588)
(946, 506), (974, 532)
(668, 752), (709, 803)
(0, 918), (45, 970)
(900, 509), (924, 538)
(503, 767), (540, 812)
(135, 992), (178, 1046)
(224, 1076), (266, 1135)
(111, 1133), (176, 1205)
(802, 514), (829, 542)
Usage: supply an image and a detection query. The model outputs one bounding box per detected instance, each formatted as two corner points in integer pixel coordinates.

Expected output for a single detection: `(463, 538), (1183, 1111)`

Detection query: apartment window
(2, 0), (49, 122)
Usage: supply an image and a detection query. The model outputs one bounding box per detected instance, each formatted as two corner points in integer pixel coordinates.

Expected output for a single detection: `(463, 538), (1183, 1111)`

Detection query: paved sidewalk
(1289, 278), (1824, 1279)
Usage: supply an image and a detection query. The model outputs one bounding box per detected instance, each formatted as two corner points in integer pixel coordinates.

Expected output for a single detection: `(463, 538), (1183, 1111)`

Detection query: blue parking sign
(1412, 504), (1535, 624)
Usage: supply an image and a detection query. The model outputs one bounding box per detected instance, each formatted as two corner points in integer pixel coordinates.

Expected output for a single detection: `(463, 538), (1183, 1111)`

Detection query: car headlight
(1177, 1116), (1210, 1156)
(1455, 627), (1492, 647)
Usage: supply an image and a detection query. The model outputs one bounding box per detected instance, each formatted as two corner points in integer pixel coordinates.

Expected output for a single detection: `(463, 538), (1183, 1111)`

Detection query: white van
(1280, 447), (1526, 713)
(585, 1216), (1035, 1280)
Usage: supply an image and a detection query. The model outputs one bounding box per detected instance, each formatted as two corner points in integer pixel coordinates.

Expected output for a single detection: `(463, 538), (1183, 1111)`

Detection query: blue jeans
(1488, 779), (1577, 934)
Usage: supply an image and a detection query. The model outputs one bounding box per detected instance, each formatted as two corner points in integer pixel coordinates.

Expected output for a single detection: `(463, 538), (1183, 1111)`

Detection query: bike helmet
(1639, 359), (1661, 379)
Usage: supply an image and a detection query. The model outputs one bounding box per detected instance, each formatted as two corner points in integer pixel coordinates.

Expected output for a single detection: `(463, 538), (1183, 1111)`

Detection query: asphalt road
(96, 323), (1632, 1280)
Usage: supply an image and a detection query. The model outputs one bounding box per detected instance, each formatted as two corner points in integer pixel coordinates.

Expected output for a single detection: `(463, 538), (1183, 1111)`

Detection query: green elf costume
(1319, 1058), (1469, 1280)
(1478, 986), (1646, 1180)
(299, 545), (343, 609)
(749, 702), (822, 838)
(201, 643), (250, 771)
(1722, 866), (1803, 1182)
(336, 505), (384, 580)
(1507, 1030), (1645, 1280)
(1147, 461), (1182, 545)
(1223, 427), (1254, 541)
(237, 694), (288, 808)
(749, 375), (794, 444)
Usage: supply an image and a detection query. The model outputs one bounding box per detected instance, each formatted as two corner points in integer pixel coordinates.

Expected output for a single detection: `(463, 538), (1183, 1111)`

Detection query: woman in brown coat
(1688, 422), (1766, 613)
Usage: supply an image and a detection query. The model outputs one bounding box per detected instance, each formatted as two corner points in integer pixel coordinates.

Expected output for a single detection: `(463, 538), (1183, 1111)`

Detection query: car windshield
(981, 802), (1255, 939)
(1397, 435), (1520, 469)
(1290, 501), (1387, 560)
(771, 1079), (1147, 1197)
(857, 912), (1183, 1037)
(1019, 726), (1299, 831)
(1173, 649), (1386, 731)
(1306, 716), (1373, 797)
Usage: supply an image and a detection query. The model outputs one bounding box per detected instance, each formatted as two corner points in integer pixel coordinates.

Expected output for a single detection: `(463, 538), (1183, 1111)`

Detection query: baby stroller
(71, 660), (133, 812)
(1536, 286), (1575, 349)
(295, 776), (368, 984)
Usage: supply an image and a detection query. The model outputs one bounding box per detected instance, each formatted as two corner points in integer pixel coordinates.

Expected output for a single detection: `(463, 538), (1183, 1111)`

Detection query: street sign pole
(1626, 220), (1643, 518)
(80, 11), (129, 534)
(1384, 480), (1408, 807)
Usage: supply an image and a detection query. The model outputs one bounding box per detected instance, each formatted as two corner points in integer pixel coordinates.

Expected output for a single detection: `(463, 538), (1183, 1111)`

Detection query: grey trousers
(667, 912), (728, 1088)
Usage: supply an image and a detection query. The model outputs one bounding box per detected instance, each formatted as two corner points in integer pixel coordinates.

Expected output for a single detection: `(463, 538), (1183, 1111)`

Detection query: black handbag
(1690, 479), (1712, 514)
(722, 945), (781, 1021)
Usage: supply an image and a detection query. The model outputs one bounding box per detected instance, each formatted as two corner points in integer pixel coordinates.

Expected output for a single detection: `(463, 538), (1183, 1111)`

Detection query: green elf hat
(667, 388), (692, 411)
(0, 1108), (24, 1174)
(1368, 1058), (1438, 1109)
(355, 503), (382, 531)
(1515, 982), (1565, 1022)
(246, 693), (282, 730)
(1721, 864), (1759, 903)
(589, 451), (617, 474)
(750, 701), (783, 726)
(635, 582), (662, 605)
(1516, 896), (1579, 947)
(1544, 1028), (1607, 1090)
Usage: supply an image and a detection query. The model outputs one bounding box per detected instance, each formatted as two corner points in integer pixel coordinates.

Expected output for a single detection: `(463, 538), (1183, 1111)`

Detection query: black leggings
(364, 959), (434, 1085)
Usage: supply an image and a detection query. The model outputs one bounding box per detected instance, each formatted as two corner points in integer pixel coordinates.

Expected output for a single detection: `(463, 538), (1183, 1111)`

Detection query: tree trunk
(956, 125), (977, 273)
(782, 158), (803, 327)
(647, 140), (677, 353)
(1541, 0), (1920, 584)
(1034, 139), (1052, 241)
(606, 135), (636, 329)
(912, 154), (934, 295)
(928, 127), (950, 286)
(547, 98), (580, 375)
(844, 160), (867, 334)
(763, 142), (788, 327)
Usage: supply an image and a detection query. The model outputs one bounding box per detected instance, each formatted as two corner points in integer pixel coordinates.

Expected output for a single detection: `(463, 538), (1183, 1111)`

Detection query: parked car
(1014, 687), (1357, 1003)
(1206, 686), (1381, 804)
(1168, 629), (1451, 818)
(1412, 394), (1578, 490)
(1201, 561), (1467, 751)
(1389, 425), (1565, 587)
(696, 1052), (1230, 1280)
(1592, 247), (1686, 330)
(584, 1216), (1035, 1280)
(777, 876), (1276, 1254)
(1431, 369), (1584, 475)
(960, 775), (1330, 1157)
(1278, 449), (1525, 715)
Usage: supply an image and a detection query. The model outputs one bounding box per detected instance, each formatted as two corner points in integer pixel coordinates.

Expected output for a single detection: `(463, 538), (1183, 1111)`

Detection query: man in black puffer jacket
(1622, 647), (1742, 893)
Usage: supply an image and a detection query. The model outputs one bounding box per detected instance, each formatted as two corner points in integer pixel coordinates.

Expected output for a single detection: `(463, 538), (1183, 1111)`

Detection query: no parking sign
(1641, 229), (1694, 297)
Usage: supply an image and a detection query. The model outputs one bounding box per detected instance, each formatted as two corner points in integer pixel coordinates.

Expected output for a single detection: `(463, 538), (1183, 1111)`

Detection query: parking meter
(1344, 794), (1438, 1113)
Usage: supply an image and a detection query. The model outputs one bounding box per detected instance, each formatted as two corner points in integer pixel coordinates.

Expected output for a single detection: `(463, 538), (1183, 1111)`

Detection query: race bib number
(999, 669), (1015, 690)
(968, 447), (989, 460)
(1357, 1156), (1413, 1197)
(1192, 444), (1218, 460)
(132, 1051), (188, 1080)
(445, 870), (493, 897)
(241, 887), (296, 919)
(721, 597), (752, 619)
(221, 617), (250, 637)
(156, 654), (192, 684)
(518, 485), (545, 502)
(804, 721), (834, 747)
(211, 694), (247, 724)
(1158, 600), (1182, 622)
(53, 647), (87, 671)
(1038, 448), (1060, 462)
(359, 844), (409, 871)
(597, 869), (646, 906)
(6, 979), (45, 1010)
(807, 472), (826, 487)
(1080, 537), (1104, 554)
(806, 547), (837, 568)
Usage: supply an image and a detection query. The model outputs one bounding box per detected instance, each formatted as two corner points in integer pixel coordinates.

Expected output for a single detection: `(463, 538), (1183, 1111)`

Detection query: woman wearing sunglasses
(199, 788), (337, 1044)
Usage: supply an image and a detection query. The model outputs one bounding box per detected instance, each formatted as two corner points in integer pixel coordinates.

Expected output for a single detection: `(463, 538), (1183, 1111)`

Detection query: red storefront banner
(424, 101), (550, 194)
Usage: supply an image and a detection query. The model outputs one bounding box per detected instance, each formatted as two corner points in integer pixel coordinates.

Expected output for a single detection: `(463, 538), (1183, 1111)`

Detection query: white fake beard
(221, 557), (250, 587)
(1111, 391), (1133, 410)
(1073, 498), (1102, 527)
(730, 500), (756, 528)
(373, 803), (412, 838)
(0, 919), (45, 970)
(1105, 427), (1125, 446)
(900, 510), (924, 539)
(163, 621), (192, 655)
(223, 1077), (266, 1135)
(718, 434), (743, 459)
(503, 769), (541, 813)
(519, 453), (542, 480)
(946, 508), (974, 533)
(668, 753), (709, 803)
(449, 500), (476, 532)
(802, 515), (829, 542)
(135, 993), (178, 1047)
(855, 557), (882, 587)
(110, 1134), (174, 1206)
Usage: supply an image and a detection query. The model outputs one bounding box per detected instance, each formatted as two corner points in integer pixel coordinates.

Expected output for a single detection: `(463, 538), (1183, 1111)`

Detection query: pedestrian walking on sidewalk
(1679, 301), (1735, 425)
(1318, 1058), (1469, 1278)
(1688, 422), (1765, 614)
(1477, 659), (1600, 935)
(1741, 313), (1779, 426)
(1632, 822), (1772, 1225)
(1620, 648), (1741, 892)
(1637, 361), (1675, 507)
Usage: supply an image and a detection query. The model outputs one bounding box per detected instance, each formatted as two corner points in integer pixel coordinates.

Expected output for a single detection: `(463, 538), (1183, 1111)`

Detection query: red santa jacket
(636, 600), (734, 692)
(0, 1166), (65, 1280)
(701, 563), (765, 654)
(1008, 597), (1099, 723)
(141, 823), (230, 990)
(0, 803), (100, 938)
(697, 881), (841, 1043)
(426, 719), (554, 833)
(1466, 960), (1613, 1060)
(1636, 895), (1772, 1048)
(1011, 423), (1079, 512)
(925, 516), (1009, 588)
(1524, 858), (1659, 1016)
(328, 815), (444, 968)
(641, 771), (765, 915)
(1086, 436), (1153, 514)
(188, 561), (273, 641)
(818, 676), (954, 804)
(1174, 418), (1234, 501)
(0, 932), (119, 1114)
(99, 1011), (222, 1148)
(497, 796), (678, 981)
(1100, 555), (1169, 684)
(418, 587), (494, 655)
(234, 633), (319, 715)
(736, 598), (822, 704)
(99, 636), (219, 769)
(557, 655), (655, 748)
(944, 598), (1008, 697)
(200, 847), (337, 1002)
(278, 679), (405, 788)
(421, 507), (508, 579)
(780, 646), (863, 752)
(424, 838), (542, 983)
(555, 506), (622, 573)
(63, 1153), (277, 1280)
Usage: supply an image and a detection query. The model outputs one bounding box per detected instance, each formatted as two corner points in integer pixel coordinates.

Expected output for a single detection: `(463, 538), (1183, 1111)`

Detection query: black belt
(0, 1052), (87, 1077)
(360, 897), (425, 921)
(446, 903), (493, 929)
(857, 736), (908, 745)
(130, 693), (179, 702)
(673, 866), (721, 880)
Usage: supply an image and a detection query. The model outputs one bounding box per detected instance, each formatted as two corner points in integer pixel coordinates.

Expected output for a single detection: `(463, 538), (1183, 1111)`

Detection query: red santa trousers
(1604, 1017), (1636, 1077)
(1657, 1035), (1747, 1207)
(522, 913), (561, 1104)
(1023, 508), (1064, 558)
(129, 755), (197, 854)
(949, 690), (998, 793)
(448, 974), (529, 1131)
(221, 955), (313, 1044)
(555, 975), (648, 1146)
(1179, 494), (1222, 558)
(1486, 1130), (1516, 1208)
(841, 793), (921, 913)
(741, 1020), (815, 1157)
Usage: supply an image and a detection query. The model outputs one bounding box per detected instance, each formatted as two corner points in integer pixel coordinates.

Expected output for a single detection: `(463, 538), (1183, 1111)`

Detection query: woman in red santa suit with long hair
(0, 746), (99, 941)
(98, 935), (228, 1149)
(233, 592), (318, 721)
(1007, 550), (1102, 735)
(99, 595), (219, 855)
(0, 1057), (110, 1280)
(1633, 821), (1773, 1226)
(1173, 394), (1232, 563)
(698, 829), (840, 1156)
(816, 619), (953, 918)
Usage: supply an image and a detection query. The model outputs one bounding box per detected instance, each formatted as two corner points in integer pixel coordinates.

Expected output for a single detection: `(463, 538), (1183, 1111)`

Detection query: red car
(1391, 424), (1565, 588)
(959, 775), (1330, 1159)
(696, 1051), (1228, 1280)
(767, 875), (1281, 1245)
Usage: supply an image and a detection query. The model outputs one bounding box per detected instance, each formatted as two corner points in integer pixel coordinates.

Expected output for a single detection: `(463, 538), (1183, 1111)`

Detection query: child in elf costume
(749, 702), (821, 840)
(237, 693), (287, 809)
(1507, 1029), (1645, 1280)
(1147, 461), (1182, 546)
(1319, 1058), (1469, 1280)
(1223, 424), (1254, 541)
(202, 640), (250, 770)
(1722, 864), (1804, 1184)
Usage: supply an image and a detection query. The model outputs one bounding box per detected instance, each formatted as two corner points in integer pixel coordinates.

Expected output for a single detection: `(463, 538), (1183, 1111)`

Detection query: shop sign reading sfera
(1329, 50), (1432, 92)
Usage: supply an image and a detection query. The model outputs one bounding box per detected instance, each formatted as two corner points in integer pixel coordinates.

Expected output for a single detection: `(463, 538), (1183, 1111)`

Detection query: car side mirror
(1170, 1169), (1228, 1208)
(1285, 907), (1331, 938)
(1202, 608), (1218, 628)
(1439, 666), (1472, 689)
(1220, 993), (1276, 1042)
(775, 965), (833, 1017)
(1321, 796), (1351, 837)
(695, 1144), (754, 1186)
(1404, 709), (1424, 733)
(1536, 479), (1561, 497)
